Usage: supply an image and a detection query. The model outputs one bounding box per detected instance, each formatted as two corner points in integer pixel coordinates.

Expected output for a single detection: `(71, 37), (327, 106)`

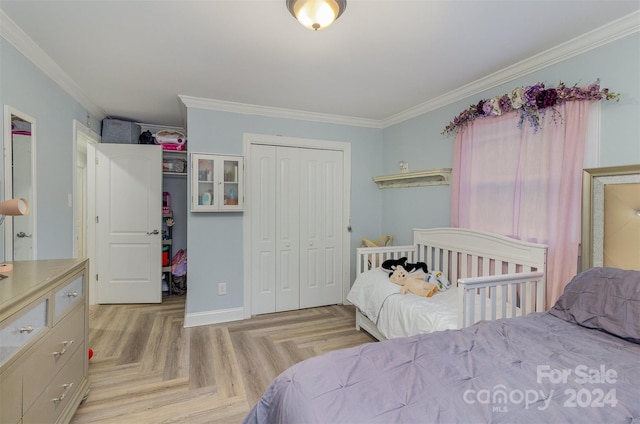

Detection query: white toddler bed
(348, 227), (547, 340)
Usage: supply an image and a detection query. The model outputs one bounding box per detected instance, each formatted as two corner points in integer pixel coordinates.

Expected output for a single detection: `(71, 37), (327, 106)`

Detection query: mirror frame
(3, 105), (38, 261)
(581, 164), (640, 271)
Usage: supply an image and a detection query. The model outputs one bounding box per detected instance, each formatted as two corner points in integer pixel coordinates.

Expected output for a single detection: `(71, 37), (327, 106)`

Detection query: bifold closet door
(250, 145), (300, 314)
(274, 147), (301, 312)
(250, 144), (343, 314)
(299, 149), (343, 308)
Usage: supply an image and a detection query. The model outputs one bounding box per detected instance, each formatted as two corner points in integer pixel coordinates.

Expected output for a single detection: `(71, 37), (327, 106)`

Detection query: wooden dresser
(0, 258), (90, 424)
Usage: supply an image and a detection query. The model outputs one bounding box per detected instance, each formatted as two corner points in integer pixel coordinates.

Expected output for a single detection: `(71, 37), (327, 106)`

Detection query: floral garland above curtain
(442, 80), (619, 136)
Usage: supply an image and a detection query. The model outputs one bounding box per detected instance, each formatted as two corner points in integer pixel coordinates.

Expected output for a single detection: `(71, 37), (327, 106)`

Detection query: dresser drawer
(0, 361), (22, 424)
(0, 299), (48, 366)
(53, 273), (84, 322)
(23, 342), (85, 424)
(23, 304), (84, 409)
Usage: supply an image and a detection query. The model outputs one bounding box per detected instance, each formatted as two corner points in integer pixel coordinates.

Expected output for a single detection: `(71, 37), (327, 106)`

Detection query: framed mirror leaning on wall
(3, 105), (37, 261)
(581, 164), (640, 272)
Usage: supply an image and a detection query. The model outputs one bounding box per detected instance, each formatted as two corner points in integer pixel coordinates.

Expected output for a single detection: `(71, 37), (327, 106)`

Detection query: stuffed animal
(381, 257), (408, 273)
(405, 261), (428, 274)
(382, 257), (429, 275)
(389, 265), (438, 297)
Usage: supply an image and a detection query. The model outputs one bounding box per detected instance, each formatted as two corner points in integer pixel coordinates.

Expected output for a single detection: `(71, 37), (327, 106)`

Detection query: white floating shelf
(373, 168), (452, 189)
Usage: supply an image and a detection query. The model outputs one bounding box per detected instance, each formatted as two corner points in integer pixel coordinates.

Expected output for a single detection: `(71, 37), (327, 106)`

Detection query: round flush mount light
(286, 0), (347, 31)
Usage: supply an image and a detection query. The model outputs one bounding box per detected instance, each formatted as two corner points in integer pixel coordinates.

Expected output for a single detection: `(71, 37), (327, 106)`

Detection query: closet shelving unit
(162, 211), (174, 294)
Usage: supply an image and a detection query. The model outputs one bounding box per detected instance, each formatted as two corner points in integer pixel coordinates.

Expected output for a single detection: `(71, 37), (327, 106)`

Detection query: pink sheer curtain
(451, 101), (591, 306)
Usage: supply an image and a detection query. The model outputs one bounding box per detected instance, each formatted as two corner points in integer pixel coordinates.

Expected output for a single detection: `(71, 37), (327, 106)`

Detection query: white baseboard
(183, 307), (245, 328)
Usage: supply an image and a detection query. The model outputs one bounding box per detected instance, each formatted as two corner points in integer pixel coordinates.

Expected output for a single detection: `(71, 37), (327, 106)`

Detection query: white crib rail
(457, 271), (545, 328)
(356, 245), (418, 275)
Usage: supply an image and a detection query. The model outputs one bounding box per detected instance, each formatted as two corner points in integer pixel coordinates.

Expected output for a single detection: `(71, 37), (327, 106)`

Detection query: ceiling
(1, 1), (639, 128)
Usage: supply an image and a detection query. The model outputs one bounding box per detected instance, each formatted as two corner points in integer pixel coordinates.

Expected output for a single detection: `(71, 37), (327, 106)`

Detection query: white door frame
(242, 133), (351, 318)
(73, 120), (100, 305)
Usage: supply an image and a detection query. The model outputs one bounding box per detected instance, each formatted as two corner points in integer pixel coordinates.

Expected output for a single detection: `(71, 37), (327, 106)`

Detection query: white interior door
(96, 144), (162, 304)
(299, 149), (343, 308)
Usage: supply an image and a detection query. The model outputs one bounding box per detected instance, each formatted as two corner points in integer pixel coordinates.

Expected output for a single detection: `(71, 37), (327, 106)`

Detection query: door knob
(147, 229), (159, 235)
(16, 232), (32, 238)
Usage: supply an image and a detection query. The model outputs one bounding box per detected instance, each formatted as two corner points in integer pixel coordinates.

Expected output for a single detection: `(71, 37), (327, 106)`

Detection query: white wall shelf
(373, 168), (452, 189)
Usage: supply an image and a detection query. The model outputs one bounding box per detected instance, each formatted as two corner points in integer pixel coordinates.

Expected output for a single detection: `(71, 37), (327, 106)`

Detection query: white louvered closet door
(250, 144), (343, 314)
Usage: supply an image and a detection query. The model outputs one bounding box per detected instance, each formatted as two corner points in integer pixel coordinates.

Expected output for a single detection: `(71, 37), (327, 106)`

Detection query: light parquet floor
(71, 295), (375, 424)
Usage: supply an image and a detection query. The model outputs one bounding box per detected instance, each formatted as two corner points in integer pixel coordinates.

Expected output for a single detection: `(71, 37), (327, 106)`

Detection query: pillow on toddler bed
(361, 235), (393, 248)
(361, 235), (394, 269)
(548, 267), (640, 343)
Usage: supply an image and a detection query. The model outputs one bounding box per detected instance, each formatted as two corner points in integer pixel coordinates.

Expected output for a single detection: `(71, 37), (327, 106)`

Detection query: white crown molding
(178, 95), (383, 128)
(2, 7), (637, 129)
(182, 11), (639, 128)
(0, 10), (107, 121)
(382, 10), (640, 128)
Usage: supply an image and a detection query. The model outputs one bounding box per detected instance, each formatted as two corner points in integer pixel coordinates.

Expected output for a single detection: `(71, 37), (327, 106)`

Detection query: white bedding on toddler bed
(347, 267), (458, 339)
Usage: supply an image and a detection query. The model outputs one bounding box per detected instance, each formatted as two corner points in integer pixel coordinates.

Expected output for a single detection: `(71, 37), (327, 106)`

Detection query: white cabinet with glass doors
(191, 153), (243, 212)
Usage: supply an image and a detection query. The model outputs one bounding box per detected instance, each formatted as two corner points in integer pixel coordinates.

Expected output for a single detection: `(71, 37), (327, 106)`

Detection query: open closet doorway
(242, 133), (351, 317)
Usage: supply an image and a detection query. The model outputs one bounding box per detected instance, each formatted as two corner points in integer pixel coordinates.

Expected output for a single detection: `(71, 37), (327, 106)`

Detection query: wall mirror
(581, 164), (640, 272)
(3, 105), (37, 261)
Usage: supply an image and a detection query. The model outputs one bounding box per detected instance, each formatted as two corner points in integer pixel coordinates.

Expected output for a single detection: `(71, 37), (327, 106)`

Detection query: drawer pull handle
(52, 383), (73, 403)
(52, 340), (74, 357)
(19, 325), (34, 334)
(66, 291), (79, 298)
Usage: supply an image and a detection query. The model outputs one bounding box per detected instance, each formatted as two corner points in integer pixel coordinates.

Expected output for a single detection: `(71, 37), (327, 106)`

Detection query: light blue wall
(0, 38), (102, 260)
(2, 28), (638, 318)
(381, 33), (640, 245)
(186, 109), (382, 313)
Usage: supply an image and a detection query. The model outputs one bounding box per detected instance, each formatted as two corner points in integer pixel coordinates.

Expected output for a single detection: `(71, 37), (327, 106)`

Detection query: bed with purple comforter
(244, 267), (640, 423)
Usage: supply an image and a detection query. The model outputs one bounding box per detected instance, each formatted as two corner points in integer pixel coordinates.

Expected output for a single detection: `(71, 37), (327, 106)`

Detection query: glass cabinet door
(191, 153), (243, 212)
(195, 155), (216, 209)
(222, 159), (240, 207)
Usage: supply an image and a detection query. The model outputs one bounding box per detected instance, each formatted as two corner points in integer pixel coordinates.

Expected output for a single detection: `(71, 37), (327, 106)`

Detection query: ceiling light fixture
(286, 0), (346, 31)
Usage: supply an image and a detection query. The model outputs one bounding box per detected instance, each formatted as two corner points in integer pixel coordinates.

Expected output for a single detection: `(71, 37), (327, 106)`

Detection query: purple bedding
(244, 268), (640, 423)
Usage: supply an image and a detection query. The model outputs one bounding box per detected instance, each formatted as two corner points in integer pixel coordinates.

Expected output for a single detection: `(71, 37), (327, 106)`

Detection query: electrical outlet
(218, 282), (227, 295)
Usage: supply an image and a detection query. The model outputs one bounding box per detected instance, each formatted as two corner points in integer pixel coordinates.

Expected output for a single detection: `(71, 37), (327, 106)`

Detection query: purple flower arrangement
(442, 80), (619, 135)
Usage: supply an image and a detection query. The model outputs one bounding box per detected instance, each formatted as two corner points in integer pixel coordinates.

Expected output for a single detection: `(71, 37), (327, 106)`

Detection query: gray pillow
(549, 267), (640, 343)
